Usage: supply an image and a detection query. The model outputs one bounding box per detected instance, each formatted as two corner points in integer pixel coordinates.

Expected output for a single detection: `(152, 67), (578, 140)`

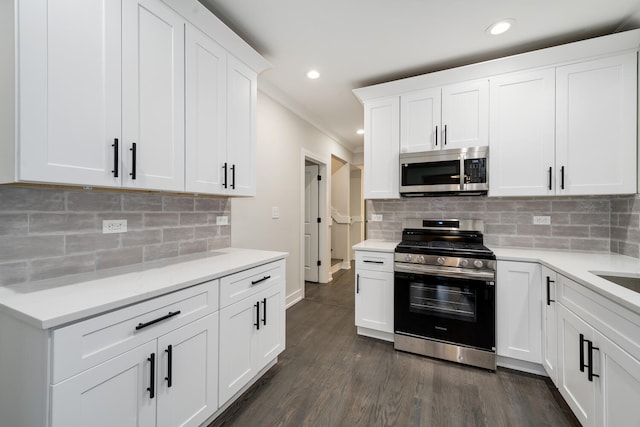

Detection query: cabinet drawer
(558, 274), (640, 362)
(220, 260), (284, 309)
(356, 251), (394, 273)
(51, 279), (218, 384)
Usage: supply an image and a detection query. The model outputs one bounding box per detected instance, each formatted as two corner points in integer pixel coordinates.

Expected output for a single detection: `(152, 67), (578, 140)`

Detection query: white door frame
(300, 149), (330, 301)
(304, 164), (319, 282)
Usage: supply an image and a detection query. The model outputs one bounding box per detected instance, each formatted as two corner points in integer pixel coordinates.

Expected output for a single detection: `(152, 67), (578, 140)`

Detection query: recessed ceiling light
(356, 129), (365, 135)
(487, 19), (514, 36)
(307, 70), (320, 79)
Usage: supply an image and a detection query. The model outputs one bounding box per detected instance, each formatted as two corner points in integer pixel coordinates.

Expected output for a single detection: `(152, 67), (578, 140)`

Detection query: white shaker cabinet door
(156, 313), (219, 427)
(185, 25), (227, 194)
(557, 304), (597, 427)
(50, 340), (157, 427)
(122, 0), (185, 192)
(364, 96), (400, 199)
(556, 52), (637, 195)
(18, 0), (122, 187)
(496, 261), (542, 364)
(400, 88), (441, 153)
(255, 286), (285, 370)
(355, 269), (394, 334)
(441, 79), (489, 149)
(489, 69), (556, 196)
(219, 295), (259, 406)
(226, 56), (258, 196)
(595, 329), (640, 427)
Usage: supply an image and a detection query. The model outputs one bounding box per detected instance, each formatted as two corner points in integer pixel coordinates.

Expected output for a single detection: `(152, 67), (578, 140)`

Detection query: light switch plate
(102, 219), (127, 234)
(272, 207), (280, 219)
(216, 216), (229, 225)
(371, 214), (383, 222)
(533, 216), (551, 225)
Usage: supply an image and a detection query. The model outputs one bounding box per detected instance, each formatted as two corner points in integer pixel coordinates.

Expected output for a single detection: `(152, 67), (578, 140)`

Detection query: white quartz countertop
(491, 247), (640, 314)
(352, 239), (640, 313)
(352, 240), (400, 252)
(0, 248), (287, 330)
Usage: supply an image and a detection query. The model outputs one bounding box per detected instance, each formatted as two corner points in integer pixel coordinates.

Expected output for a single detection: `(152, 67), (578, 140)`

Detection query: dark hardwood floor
(210, 265), (579, 427)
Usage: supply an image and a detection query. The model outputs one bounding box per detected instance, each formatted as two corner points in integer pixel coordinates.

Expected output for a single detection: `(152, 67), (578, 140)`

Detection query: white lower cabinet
(51, 313), (218, 427)
(496, 261), (542, 364)
(218, 260), (285, 406)
(556, 273), (640, 427)
(354, 251), (394, 341)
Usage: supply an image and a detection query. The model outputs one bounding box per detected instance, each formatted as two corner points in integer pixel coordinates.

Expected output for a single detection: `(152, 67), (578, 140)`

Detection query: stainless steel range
(394, 219), (497, 370)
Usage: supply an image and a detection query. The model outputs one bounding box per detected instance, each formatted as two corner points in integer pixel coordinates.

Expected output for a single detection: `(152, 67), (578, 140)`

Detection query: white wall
(232, 92), (353, 307)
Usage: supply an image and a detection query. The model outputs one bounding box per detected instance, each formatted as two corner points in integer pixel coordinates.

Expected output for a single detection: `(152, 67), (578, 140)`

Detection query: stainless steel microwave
(399, 147), (489, 196)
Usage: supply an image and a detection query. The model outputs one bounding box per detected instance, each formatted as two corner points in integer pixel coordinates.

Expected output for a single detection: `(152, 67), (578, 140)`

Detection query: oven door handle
(394, 263), (495, 281)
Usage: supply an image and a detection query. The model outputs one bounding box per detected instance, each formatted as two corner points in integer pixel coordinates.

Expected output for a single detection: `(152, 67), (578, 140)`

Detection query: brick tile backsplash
(368, 195), (640, 258)
(0, 186), (231, 286)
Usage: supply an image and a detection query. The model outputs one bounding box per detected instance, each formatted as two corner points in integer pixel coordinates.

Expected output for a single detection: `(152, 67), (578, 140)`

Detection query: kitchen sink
(592, 272), (640, 294)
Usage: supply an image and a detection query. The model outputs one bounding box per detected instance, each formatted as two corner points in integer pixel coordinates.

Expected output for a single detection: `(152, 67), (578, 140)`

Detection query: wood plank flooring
(210, 265), (580, 427)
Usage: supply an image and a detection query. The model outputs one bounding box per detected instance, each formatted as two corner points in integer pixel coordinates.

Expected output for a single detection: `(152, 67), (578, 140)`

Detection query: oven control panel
(394, 253), (496, 272)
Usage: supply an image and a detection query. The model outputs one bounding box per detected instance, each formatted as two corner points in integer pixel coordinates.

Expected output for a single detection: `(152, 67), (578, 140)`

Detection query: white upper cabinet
(489, 69), (556, 196)
(441, 79), (489, 149)
(17, 0), (122, 187)
(556, 52), (637, 196)
(226, 56), (258, 196)
(4, 0), (268, 195)
(364, 97), (400, 199)
(400, 88), (441, 152)
(400, 79), (488, 153)
(122, 0), (185, 192)
(185, 25), (227, 194)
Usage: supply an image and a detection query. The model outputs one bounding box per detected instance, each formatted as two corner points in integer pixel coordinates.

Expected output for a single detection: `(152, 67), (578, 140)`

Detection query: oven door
(394, 269), (495, 351)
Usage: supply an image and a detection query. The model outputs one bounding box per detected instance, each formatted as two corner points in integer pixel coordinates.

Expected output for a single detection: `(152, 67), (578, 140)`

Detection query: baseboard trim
(357, 326), (394, 342)
(497, 356), (548, 376)
(285, 289), (303, 308)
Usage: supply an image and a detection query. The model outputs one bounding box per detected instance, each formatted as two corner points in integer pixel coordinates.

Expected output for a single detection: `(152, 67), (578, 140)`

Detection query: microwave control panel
(464, 158), (487, 183)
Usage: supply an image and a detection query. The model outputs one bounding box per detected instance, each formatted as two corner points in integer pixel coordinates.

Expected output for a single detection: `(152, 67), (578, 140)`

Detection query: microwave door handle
(459, 155), (465, 190)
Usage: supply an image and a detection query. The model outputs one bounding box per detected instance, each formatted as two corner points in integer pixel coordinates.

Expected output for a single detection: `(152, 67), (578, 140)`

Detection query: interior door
(304, 164), (320, 282)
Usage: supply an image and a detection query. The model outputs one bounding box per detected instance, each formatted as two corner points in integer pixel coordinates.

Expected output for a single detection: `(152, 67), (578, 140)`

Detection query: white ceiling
(199, 0), (640, 153)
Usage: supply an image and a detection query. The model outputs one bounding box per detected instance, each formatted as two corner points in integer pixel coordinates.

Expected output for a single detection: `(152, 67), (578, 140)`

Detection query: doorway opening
(301, 151), (329, 295)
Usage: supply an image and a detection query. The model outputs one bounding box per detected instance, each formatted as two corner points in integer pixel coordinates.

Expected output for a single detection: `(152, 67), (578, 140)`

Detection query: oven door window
(402, 160), (460, 186)
(410, 282), (476, 322)
(395, 272), (495, 351)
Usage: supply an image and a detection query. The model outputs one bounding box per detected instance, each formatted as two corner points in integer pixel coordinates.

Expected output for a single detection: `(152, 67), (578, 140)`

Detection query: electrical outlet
(371, 214), (383, 222)
(216, 216), (229, 225)
(533, 216), (551, 225)
(102, 219), (127, 234)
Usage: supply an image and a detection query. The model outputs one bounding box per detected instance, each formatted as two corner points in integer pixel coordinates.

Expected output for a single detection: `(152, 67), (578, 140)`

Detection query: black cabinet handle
(262, 297), (267, 326)
(560, 166), (565, 190)
(231, 164), (236, 189)
(130, 143), (137, 180)
(135, 310), (181, 331)
(363, 260), (384, 264)
(435, 125), (438, 146)
(112, 138), (119, 178)
(579, 333), (586, 373)
(587, 340), (600, 382)
(251, 276), (271, 286)
(356, 274), (360, 294)
(147, 353), (155, 399)
(222, 163), (228, 189)
(444, 124), (448, 145)
(548, 166), (552, 191)
(164, 345), (173, 388)
(254, 302), (260, 330)
(546, 276), (555, 305)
